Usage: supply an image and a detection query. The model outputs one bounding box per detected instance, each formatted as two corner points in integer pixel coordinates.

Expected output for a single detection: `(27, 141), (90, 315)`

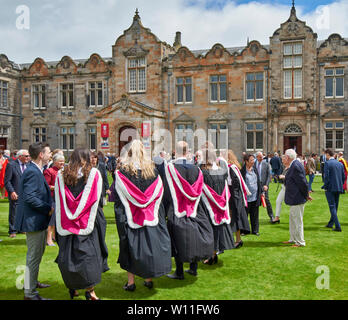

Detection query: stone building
(0, 5), (347, 158)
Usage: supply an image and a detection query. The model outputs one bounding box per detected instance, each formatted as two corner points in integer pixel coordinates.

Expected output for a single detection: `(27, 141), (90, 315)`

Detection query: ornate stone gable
(96, 94), (166, 119)
(173, 113), (195, 123)
(207, 110), (229, 122)
(123, 44), (149, 58)
(56, 56), (77, 73)
(272, 5), (316, 40)
(0, 54), (11, 70)
(318, 34), (348, 53)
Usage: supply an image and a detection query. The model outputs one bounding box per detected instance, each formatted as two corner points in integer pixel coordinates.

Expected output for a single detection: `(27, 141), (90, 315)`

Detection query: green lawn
(0, 176), (347, 300)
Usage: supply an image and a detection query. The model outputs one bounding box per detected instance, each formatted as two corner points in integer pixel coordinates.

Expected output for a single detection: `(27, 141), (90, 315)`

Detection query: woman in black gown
(200, 149), (235, 264)
(228, 150), (250, 248)
(55, 148), (109, 300)
(112, 140), (171, 291)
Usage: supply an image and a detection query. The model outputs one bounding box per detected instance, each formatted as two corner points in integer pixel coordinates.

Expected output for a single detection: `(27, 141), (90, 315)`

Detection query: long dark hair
(63, 148), (92, 186)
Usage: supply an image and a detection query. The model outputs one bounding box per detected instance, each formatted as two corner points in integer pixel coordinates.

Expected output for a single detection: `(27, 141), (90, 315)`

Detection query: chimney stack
(173, 31), (182, 51)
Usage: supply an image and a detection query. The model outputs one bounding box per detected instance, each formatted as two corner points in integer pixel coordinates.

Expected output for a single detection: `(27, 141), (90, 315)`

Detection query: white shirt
(32, 161), (43, 173)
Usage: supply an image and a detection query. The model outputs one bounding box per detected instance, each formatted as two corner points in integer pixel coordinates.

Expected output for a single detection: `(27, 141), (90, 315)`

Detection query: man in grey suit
(254, 152), (274, 222)
(4, 149), (30, 237)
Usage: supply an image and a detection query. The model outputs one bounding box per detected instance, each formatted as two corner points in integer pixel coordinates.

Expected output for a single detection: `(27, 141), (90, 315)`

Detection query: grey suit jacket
(254, 160), (271, 187)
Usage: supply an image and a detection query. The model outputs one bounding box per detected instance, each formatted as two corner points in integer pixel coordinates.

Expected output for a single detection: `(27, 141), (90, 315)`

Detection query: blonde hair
(120, 139), (155, 179)
(227, 149), (241, 169)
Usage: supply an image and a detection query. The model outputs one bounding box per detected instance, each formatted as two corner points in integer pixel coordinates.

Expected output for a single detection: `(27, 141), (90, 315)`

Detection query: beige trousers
(289, 204), (306, 246)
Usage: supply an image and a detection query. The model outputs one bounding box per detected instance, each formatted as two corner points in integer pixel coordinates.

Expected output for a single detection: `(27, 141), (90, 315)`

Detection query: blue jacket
(15, 162), (53, 232)
(270, 156), (282, 175)
(322, 159), (345, 193)
(284, 159), (309, 206)
(4, 159), (23, 195)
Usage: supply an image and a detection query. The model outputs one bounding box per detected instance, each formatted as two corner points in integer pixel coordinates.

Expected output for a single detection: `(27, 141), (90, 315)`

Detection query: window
(283, 42), (302, 99)
(246, 122), (264, 151)
(0, 80), (8, 108)
(208, 123), (228, 151)
(32, 84), (46, 109)
(210, 75), (227, 103)
(61, 127), (75, 150)
(246, 72), (264, 101)
(33, 127), (47, 143)
(176, 77), (192, 104)
(325, 68), (344, 98)
(325, 122), (344, 150)
(89, 82), (103, 107)
(60, 83), (74, 108)
(89, 127), (97, 150)
(128, 57), (146, 93)
(175, 124), (194, 148)
(0, 126), (9, 136)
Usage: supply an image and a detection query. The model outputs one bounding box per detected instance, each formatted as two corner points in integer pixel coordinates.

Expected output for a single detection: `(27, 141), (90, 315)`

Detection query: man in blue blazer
(283, 149), (311, 247)
(15, 142), (53, 300)
(322, 148), (345, 232)
(4, 149), (30, 237)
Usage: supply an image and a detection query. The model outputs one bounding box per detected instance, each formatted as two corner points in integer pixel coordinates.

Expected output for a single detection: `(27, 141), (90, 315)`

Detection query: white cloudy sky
(0, 0), (347, 64)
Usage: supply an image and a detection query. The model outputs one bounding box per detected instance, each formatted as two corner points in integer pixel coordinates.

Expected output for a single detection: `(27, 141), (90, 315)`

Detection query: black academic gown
(201, 168), (235, 252)
(55, 177), (109, 290)
(113, 169), (172, 279)
(229, 168), (251, 234)
(163, 161), (214, 263)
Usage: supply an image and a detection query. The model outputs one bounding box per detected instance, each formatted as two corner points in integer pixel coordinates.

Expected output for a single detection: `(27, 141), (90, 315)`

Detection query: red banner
(142, 121), (151, 138)
(101, 123), (109, 138)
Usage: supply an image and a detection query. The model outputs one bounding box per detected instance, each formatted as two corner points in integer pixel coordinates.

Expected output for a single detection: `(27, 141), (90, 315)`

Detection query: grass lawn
(0, 176), (347, 300)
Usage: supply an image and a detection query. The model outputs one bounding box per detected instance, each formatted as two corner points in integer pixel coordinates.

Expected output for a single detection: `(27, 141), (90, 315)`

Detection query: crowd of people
(0, 141), (346, 300)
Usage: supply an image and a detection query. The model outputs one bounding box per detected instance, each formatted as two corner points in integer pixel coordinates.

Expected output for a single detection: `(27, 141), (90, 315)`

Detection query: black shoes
(203, 255), (218, 265)
(272, 219), (280, 224)
(123, 283), (136, 291)
(252, 232), (260, 236)
(36, 282), (51, 289)
(69, 289), (79, 299)
(333, 228), (342, 232)
(144, 281), (153, 289)
(185, 269), (198, 276)
(325, 224), (332, 228)
(167, 272), (184, 280)
(235, 240), (243, 249)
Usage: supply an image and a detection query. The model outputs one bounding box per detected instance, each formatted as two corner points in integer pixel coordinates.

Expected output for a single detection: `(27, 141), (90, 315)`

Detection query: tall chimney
(173, 31), (182, 51)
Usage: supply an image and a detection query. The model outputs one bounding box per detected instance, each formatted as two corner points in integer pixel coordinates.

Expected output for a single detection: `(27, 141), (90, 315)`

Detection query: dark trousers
(8, 199), (17, 235)
(174, 257), (197, 276)
(246, 200), (259, 234)
(325, 191), (341, 229)
(264, 190), (274, 220)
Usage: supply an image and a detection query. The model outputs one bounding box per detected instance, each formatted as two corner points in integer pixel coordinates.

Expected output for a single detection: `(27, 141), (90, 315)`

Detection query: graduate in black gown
(164, 141), (214, 279)
(55, 148), (109, 300)
(112, 140), (172, 291)
(200, 149), (235, 265)
(227, 150), (251, 248)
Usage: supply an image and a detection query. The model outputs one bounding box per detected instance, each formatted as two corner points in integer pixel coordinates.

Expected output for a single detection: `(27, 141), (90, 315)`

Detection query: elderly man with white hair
(282, 149), (312, 247)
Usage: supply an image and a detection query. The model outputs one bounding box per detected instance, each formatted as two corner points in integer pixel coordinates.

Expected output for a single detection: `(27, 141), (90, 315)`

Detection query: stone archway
(283, 124), (303, 155)
(118, 125), (137, 156)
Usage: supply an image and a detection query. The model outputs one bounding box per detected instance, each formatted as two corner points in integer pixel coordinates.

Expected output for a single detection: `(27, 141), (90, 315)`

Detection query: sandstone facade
(0, 6), (347, 159)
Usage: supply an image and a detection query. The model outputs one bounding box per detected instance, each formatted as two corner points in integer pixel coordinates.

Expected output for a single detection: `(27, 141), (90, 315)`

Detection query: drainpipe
(264, 65), (269, 154)
(19, 79), (23, 149)
(167, 70), (172, 131)
(318, 62), (325, 155)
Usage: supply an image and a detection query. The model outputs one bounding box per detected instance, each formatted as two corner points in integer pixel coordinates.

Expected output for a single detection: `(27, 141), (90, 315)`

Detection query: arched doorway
(283, 124), (303, 155)
(118, 125), (137, 156)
